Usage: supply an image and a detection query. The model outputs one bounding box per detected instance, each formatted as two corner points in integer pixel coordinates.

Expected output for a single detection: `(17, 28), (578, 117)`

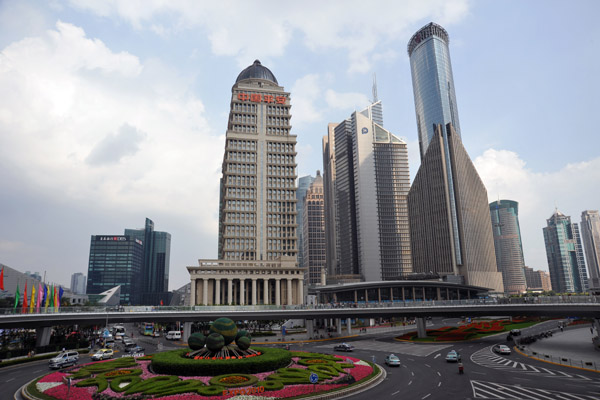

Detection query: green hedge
(151, 347), (291, 376)
(0, 352), (60, 368)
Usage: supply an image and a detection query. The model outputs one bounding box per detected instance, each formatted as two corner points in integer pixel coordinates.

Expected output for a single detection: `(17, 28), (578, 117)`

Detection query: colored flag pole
(37, 283), (42, 313)
(0, 266), (4, 290)
(30, 284), (36, 313)
(44, 284), (49, 312)
(58, 286), (64, 309)
(22, 282), (28, 314)
(53, 286), (58, 311)
(13, 283), (20, 312)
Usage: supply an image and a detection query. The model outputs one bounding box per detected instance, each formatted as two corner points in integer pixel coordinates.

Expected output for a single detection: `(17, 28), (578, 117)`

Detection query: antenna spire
(372, 73), (378, 103)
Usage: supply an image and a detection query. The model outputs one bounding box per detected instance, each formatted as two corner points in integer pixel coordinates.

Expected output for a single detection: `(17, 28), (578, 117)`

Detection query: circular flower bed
(29, 350), (379, 399)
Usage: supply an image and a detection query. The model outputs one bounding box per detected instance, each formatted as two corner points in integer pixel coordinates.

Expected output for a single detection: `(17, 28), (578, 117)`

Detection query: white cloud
(68, 0), (471, 72)
(0, 21), (222, 235)
(290, 74), (324, 125)
(474, 149), (600, 271)
(325, 89), (369, 111)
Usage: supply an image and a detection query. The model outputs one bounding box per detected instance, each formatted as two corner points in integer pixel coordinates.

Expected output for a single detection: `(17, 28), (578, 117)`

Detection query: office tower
(303, 171), (326, 285)
(297, 175), (315, 270)
(125, 218), (171, 305)
(543, 210), (588, 293)
(188, 60), (303, 306)
(86, 235), (143, 304)
(581, 210), (600, 291)
(328, 101), (411, 281)
(406, 23), (503, 292)
(489, 200), (527, 294)
(523, 266), (552, 292)
(70, 272), (87, 294)
(322, 124), (338, 277)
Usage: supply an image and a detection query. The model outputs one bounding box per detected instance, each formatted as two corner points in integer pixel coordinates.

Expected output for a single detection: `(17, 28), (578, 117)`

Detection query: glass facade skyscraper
(543, 210), (588, 293)
(86, 235), (144, 305)
(581, 210), (600, 291)
(297, 175), (315, 270)
(489, 200), (527, 294)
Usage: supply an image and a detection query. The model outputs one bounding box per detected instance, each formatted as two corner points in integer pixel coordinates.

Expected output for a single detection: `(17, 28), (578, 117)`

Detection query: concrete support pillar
(436, 287), (441, 301)
(306, 319), (314, 338)
(240, 279), (245, 305)
(390, 287), (394, 302)
(365, 289), (368, 303)
(298, 278), (304, 305)
(202, 279), (208, 305)
(215, 279), (221, 305)
(190, 278), (196, 306)
(416, 317), (427, 339)
(36, 327), (52, 347)
(263, 279), (269, 305)
(252, 279), (257, 305)
(402, 287), (405, 301)
(336, 318), (342, 335)
(378, 288), (381, 302)
(227, 279), (233, 305)
(183, 321), (192, 343)
(276, 279), (281, 306)
(354, 290), (357, 303)
(346, 317), (352, 335)
(287, 278), (293, 305)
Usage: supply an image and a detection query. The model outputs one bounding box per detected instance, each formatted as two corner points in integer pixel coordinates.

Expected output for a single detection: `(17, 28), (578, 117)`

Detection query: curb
(298, 363), (386, 400)
(513, 346), (600, 374)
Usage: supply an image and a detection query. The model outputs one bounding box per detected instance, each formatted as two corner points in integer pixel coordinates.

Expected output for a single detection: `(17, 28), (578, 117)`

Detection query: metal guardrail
(517, 346), (600, 371)
(1, 295), (599, 316)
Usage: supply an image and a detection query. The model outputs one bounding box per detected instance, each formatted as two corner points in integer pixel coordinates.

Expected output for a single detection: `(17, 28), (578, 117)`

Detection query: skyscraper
(303, 171), (326, 286)
(523, 266), (552, 292)
(125, 218), (171, 305)
(322, 123), (338, 277)
(543, 210), (588, 293)
(87, 235), (143, 305)
(580, 210), (600, 291)
(188, 60), (304, 306)
(489, 200), (527, 295)
(297, 175), (315, 270)
(70, 272), (87, 295)
(407, 23), (503, 292)
(327, 101), (412, 281)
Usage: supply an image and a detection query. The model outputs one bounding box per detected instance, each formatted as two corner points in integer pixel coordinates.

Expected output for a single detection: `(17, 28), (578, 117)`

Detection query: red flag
(0, 267), (4, 290)
(160, 299), (163, 306)
(22, 282), (28, 313)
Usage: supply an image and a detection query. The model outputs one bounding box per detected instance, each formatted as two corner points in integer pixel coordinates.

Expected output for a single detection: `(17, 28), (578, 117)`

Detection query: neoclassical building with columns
(188, 258), (304, 306)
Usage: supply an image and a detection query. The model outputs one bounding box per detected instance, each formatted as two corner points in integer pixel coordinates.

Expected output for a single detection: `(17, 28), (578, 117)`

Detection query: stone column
(227, 278), (233, 305)
(287, 278), (293, 305)
(252, 278), (257, 305)
(346, 317), (352, 335)
(275, 279), (281, 306)
(36, 327), (52, 347)
(202, 279), (208, 305)
(416, 317), (427, 338)
(240, 279), (245, 305)
(336, 318), (342, 335)
(263, 279), (269, 305)
(215, 278), (221, 305)
(183, 321), (192, 342)
(365, 289), (368, 303)
(354, 290), (357, 303)
(390, 287), (394, 302)
(298, 278), (304, 305)
(190, 278), (196, 306)
(378, 288), (381, 302)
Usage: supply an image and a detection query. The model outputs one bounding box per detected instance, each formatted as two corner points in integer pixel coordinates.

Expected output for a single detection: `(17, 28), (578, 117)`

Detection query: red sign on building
(237, 92), (287, 104)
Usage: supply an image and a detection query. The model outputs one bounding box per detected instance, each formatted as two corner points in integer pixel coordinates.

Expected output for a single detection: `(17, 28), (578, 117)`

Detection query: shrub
(151, 347), (291, 376)
(75, 377), (108, 393)
(209, 373), (258, 388)
(109, 376), (142, 392)
(256, 380), (284, 391)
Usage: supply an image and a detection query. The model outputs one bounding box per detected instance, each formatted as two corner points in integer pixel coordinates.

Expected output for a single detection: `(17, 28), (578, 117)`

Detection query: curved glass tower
(408, 22), (461, 158)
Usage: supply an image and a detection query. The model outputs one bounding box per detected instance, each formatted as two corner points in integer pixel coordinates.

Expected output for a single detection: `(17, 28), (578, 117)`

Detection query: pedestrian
(458, 362), (464, 374)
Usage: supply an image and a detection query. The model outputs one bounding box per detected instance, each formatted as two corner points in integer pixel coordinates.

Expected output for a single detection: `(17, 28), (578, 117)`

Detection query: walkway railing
(517, 345), (600, 371)
(1, 295), (599, 316)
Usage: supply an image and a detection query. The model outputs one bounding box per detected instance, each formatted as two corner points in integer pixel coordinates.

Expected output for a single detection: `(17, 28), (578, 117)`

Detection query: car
(510, 329), (522, 336)
(49, 351), (79, 369)
(125, 345), (145, 354)
(333, 343), (355, 352)
(385, 354), (401, 367)
(166, 331), (182, 340)
(445, 350), (461, 362)
(494, 344), (511, 355)
(91, 349), (114, 361)
(123, 338), (135, 347)
(152, 331), (161, 338)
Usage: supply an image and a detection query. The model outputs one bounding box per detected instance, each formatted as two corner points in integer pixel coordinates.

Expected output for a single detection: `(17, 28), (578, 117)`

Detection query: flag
(43, 284), (48, 310)
(13, 284), (20, 311)
(30, 284), (36, 313)
(0, 267), (4, 290)
(22, 282), (28, 313)
(58, 287), (64, 308)
(37, 283), (42, 313)
(54, 286), (58, 310)
(160, 299), (163, 306)
(49, 285), (54, 308)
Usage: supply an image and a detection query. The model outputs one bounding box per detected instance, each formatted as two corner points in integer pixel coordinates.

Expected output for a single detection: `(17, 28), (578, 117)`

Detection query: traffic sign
(309, 372), (318, 384)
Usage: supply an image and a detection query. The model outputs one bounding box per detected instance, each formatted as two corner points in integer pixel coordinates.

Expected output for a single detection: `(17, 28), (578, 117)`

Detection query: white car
(494, 344), (511, 355)
(91, 349), (114, 361)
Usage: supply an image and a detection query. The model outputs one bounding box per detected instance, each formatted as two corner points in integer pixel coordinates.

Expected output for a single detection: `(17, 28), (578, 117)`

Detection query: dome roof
(236, 60), (278, 84)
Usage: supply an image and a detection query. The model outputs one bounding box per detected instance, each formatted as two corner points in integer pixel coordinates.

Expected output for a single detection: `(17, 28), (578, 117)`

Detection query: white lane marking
(6, 378), (15, 382)
(411, 372), (414, 376)
(391, 391), (400, 396)
(438, 382), (442, 387)
(425, 363), (431, 368)
(437, 371), (441, 376)
(33, 369), (42, 373)
(434, 353), (441, 359)
(408, 380), (412, 385)
(422, 394), (431, 399)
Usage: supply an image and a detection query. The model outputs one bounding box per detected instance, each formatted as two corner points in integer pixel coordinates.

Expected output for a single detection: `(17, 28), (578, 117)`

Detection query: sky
(1, 0), (599, 291)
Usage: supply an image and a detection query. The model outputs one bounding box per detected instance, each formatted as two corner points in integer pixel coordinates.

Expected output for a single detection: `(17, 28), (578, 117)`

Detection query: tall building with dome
(188, 60), (305, 306)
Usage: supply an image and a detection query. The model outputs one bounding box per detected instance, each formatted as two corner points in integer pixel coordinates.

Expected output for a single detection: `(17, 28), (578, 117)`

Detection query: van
(166, 331), (181, 340)
(49, 351), (79, 369)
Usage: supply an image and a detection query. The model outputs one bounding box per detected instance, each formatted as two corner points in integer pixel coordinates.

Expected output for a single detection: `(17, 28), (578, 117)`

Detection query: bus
(141, 322), (154, 336)
(112, 325), (126, 341)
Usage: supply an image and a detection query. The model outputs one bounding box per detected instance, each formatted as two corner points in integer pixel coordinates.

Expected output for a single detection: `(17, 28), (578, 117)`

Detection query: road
(3, 320), (600, 399)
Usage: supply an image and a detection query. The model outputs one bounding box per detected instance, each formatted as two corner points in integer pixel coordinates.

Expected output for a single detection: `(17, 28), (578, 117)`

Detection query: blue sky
(1, 0), (599, 290)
